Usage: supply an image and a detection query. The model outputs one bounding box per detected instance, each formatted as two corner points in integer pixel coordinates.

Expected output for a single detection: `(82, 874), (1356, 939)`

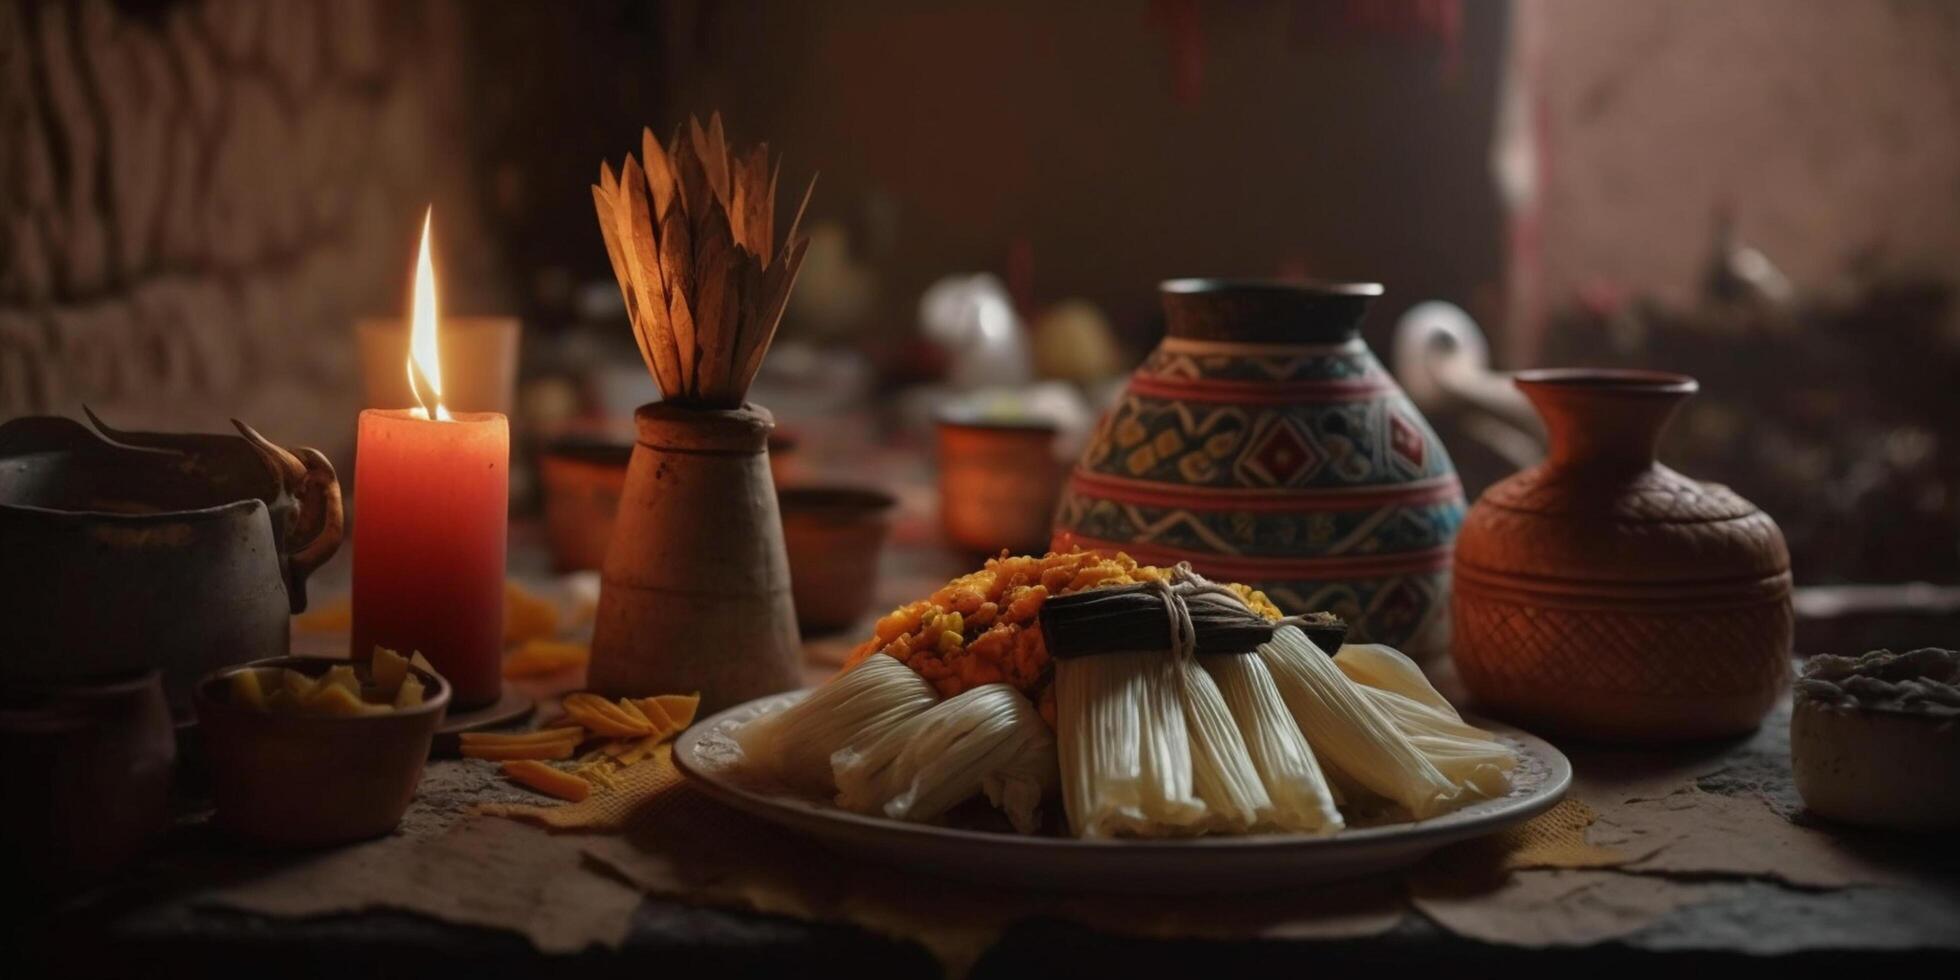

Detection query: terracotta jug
(1452, 369), (1792, 742)
(1052, 279), (1466, 658)
(587, 402), (803, 713)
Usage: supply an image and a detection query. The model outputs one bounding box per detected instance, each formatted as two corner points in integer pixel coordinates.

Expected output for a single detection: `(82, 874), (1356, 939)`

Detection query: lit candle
(352, 209), (508, 707)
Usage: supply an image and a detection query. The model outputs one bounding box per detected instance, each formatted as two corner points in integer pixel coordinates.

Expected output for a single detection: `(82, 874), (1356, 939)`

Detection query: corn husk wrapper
(1359, 685), (1516, 799)
(1332, 643), (1461, 718)
(832, 683), (1055, 834)
(592, 113), (814, 407)
(1056, 652), (1207, 838)
(1203, 654), (1344, 834)
(1257, 626), (1463, 819)
(734, 653), (936, 794)
(1333, 642), (1516, 799)
(981, 733), (1058, 835)
(1175, 657), (1271, 833)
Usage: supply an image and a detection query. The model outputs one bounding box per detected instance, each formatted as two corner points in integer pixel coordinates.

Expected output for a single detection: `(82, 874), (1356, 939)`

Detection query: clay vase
(1452, 369), (1792, 743)
(1052, 279), (1466, 658)
(588, 403), (803, 712)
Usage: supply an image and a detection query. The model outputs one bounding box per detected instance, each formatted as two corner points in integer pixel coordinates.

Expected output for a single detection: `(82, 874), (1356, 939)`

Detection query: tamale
(734, 653), (937, 793)
(1257, 626), (1463, 819)
(832, 683), (1055, 833)
(1056, 652), (1208, 837)
(1358, 685), (1516, 799)
(1203, 653), (1343, 834)
(1332, 643), (1460, 718)
(1176, 656), (1271, 833)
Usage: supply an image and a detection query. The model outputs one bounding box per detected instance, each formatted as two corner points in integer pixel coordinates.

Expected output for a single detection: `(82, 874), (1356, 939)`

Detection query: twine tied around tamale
(1039, 563), (1348, 661)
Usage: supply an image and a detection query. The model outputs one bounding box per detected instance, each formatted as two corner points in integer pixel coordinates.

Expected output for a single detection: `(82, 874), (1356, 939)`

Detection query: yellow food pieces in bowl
(227, 647), (436, 716)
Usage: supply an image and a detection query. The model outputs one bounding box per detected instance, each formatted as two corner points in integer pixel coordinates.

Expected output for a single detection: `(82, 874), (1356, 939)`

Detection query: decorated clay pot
(1451, 369), (1792, 743)
(1052, 279), (1466, 658)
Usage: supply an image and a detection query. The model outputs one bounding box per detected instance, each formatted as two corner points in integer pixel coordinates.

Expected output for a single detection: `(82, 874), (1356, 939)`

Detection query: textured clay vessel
(588, 402), (803, 713)
(1052, 279), (1466, 658)
(1452, 369), (1792, 742)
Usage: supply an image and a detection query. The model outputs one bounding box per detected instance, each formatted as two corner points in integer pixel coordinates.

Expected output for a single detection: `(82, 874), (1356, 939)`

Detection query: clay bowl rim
(932, 406), (1061, 435)
(1512, 368), (1698, 397)
(778, 484), (900, 520)
(1159, 277), (1385, 299)
(193, 655), (453, 728)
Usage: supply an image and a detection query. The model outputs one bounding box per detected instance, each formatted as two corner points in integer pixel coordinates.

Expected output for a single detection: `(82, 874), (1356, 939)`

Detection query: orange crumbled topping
(842, 549), (1282, 724)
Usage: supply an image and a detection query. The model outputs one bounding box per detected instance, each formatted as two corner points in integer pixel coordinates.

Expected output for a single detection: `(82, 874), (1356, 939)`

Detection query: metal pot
(0, 412), (343, 708)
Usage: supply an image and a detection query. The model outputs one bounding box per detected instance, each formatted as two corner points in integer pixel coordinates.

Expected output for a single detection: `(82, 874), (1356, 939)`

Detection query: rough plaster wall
(0, 0), (494, 458)
(1534, 0), (1960, 312)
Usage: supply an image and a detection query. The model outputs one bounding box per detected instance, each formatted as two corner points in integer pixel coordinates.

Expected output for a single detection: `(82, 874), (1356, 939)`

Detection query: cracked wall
(0, 0), (496, 457)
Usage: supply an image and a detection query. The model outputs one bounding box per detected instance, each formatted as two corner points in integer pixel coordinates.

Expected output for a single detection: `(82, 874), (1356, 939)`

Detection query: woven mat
(479, 746), (1618, 971)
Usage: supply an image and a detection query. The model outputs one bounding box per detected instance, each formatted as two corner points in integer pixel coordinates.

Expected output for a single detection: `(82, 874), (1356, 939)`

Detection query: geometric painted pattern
(1053, 334), (1466, 657)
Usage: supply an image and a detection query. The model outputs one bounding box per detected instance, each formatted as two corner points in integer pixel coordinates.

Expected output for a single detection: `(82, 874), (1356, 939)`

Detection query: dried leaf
(738, 232), (809, 395)
(735, 143), (770, 259)
(640, 127), (676, 221)
(762, 158), (780, 267)
(704, 111), (732, 210)
(691, 203), (736, 403)
(658, 202), (697, 394)
(781, 173), (817, 261)
(617, 155), (682, 396)
(590, 184), (637, 330)
(678, 117), (717, 229)
(727, 248), (765, 398)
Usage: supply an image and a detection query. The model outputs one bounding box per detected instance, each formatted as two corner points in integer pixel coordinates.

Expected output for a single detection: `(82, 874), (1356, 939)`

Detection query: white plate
(675, 690), (1572, 893)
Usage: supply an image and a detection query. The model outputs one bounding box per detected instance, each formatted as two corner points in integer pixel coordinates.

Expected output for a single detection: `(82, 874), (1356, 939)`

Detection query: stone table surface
(19, 513), (1960, 977)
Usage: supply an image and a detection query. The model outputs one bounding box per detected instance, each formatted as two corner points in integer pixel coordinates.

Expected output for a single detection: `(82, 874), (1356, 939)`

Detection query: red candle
(352, 209), (508, 707)
(352, 409), (507, 706)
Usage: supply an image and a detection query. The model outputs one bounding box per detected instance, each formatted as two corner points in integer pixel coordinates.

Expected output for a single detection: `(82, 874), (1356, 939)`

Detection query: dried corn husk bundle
(1257, 626), (1464, 819)
(1203, 654), (1344, 834)
(1175, 656), (1271, 833)
(833, 683), (1055, 833)
(1056, 652), (1207, 837)
(1333, 645), (1516, 799)
(734, 653), (936, 794)
(593, 113), (815, 407)
(1332, 643), (1461, 717)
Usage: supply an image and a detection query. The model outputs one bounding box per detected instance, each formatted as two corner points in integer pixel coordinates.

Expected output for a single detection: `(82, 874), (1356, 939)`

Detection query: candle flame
(407, 207), (449, 420)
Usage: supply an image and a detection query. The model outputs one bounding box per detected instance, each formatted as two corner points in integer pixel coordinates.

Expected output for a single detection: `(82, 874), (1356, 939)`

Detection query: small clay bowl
(194, 656), (449, 847)
(539, 434), (633, 572)
(779, 485), (898, 634)
(934, 412), (1062, 555)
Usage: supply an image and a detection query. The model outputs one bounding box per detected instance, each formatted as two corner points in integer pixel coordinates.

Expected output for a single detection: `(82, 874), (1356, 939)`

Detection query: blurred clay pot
(0, 670), (175, 895)
(937, 415), (1061, 555)
(540, 435), (632, 573)
(1452, 370), (1792, 743)
(780, 485), (898, 634)
(195, 656), (449, 847)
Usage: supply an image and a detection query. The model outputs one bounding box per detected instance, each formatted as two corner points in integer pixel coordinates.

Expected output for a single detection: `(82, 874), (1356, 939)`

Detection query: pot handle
(232, 421), (345, 613)
(1391, 301), (1545, 469)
